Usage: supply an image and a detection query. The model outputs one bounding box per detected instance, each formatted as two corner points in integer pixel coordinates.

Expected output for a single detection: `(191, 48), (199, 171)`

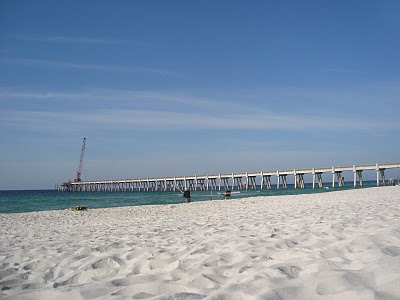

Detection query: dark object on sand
(223, 191), (231, 199)
(72, 205), (88, 211)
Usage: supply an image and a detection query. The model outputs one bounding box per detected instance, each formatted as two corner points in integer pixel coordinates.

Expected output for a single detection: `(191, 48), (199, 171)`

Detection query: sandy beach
(1, 186), (400, 299)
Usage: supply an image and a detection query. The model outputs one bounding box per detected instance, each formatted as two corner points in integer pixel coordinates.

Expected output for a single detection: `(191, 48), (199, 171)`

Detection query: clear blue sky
(1, 1), (399, 189)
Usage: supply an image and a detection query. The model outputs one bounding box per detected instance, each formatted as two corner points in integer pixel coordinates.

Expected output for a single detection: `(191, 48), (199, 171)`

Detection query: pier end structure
(61, 162), (400, 192)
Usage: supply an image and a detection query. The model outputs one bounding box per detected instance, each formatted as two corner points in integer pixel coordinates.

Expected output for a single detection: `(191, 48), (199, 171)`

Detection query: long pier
(60, 162), (400, 192)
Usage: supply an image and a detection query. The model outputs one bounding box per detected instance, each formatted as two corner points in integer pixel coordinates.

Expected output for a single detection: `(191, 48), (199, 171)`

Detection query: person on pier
(183, 188), (191, 203)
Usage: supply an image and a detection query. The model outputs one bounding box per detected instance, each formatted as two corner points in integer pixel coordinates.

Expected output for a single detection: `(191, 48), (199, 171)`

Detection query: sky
(0, 1), (399, 190)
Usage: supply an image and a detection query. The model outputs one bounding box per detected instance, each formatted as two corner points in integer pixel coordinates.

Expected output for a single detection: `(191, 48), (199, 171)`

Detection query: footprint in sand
(91, 256), (123, 269)
(381, 246), (400, 257)
(275, 264), (301, 279)
(0, 268), (18, 281)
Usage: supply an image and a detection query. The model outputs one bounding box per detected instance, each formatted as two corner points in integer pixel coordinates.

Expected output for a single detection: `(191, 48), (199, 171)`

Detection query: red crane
(74, 137), (86, 182)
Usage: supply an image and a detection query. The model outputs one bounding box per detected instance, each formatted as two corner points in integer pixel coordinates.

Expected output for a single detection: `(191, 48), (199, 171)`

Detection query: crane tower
(74, 137), (86, 182)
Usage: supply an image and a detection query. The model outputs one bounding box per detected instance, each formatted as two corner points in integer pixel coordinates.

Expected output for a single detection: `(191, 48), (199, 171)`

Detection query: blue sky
(0, 1), (399, 189)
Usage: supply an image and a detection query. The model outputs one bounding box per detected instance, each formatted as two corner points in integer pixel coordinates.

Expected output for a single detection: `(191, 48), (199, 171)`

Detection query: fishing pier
(60, 162), (400, 192)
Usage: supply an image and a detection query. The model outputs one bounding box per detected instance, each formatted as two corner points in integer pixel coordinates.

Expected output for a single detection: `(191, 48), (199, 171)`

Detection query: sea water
(0, 181), (382, 214)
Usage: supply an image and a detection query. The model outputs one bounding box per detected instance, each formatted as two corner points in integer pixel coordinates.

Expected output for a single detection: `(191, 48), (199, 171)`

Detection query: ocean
(0, 181), (383, 214)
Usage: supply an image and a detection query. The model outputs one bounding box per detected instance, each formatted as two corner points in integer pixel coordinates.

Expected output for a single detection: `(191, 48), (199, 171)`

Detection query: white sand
(1, 187), (400, 300)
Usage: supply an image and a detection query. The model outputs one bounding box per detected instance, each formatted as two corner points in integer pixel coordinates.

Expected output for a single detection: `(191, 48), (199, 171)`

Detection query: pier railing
(60, 162), (400, 192)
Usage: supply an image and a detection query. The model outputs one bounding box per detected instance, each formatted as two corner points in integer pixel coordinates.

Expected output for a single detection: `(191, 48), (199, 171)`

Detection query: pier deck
(60, 162), (400, 192)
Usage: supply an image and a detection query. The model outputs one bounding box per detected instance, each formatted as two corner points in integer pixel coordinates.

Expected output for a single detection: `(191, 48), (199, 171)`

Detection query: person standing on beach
(183, 188), (191, 203)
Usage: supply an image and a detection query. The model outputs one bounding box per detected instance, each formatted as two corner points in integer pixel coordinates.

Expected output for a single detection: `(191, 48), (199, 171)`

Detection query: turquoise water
(0, 181), (381, 214)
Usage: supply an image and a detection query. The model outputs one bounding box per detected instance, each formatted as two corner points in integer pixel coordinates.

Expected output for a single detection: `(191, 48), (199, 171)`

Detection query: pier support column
(376, 164), (381, 187)
(353, 171), (357, 188)
(353, 170), (364, 188)
(316, 173), (323, 188)
(150, 181), (155, 192)
(246, 172), (249, 190)
(165, 181), (170, 191)
(276, 171), (280, 189)
(358, 171), (363, 187)
(197, 179), (201, 191)
(353, 165), (357, 188)
(277, 174), (287, 189)
(332, 167), (335, 188)
(312, 173), (315, 189)
(219, 174), (221, 191)
(377, 169), (386, 186)
(336, 172), (344, 187)
(264, 175), (271, 189)
(144, 181), (148, 192)
(189, 179), (195, 190)
(281, 175), (287, 188)
(234, 177), (242, 190)
(211, 178), (217, 190)
(296, 174), (305, 189)
(220, 178), (228, 190)
(248, 176), (256, 190)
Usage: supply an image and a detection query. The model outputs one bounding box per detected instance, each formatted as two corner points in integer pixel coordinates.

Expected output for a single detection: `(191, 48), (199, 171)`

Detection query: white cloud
(0, 57), (180, 77)
(12, 34), (143, 46)
(1, 108), (398, 133)
(1, 87), (399, 134)
(0, 88), (255, 115)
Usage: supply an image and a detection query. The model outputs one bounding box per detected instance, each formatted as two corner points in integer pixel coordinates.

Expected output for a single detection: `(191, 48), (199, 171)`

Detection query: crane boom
(75, 137), (86, 182)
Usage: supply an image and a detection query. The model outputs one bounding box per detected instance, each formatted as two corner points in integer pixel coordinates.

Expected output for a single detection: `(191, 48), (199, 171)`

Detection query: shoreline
(1, 186), (400, 299)
(0, 181), (391, 215)
(0, 184), (384, 215)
